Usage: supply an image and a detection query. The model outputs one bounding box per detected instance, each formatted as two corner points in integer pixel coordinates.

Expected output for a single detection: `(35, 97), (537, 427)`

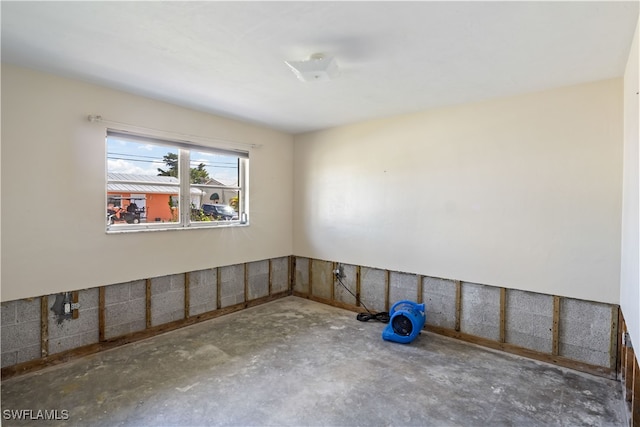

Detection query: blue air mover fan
(382, 300), (426, 344)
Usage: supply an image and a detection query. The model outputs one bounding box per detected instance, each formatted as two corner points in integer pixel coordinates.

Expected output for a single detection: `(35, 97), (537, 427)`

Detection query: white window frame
(106, 129), (249, 233)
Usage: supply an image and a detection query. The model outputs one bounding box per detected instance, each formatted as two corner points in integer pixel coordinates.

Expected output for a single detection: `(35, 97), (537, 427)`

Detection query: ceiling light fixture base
(285, 53), (339, 82)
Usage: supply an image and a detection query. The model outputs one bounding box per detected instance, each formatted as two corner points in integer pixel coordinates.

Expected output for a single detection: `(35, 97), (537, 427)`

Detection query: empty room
(2, 1), (640, 426)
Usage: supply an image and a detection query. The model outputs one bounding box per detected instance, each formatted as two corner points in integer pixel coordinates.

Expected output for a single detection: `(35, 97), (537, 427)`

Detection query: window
(106, 130), (248, 232)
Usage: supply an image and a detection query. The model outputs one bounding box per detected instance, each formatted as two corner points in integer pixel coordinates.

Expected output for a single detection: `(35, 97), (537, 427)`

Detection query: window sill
(106, 221), (249, 234)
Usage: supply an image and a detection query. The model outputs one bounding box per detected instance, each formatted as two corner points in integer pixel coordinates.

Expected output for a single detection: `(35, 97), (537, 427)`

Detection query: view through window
(106, 130), (248, 231)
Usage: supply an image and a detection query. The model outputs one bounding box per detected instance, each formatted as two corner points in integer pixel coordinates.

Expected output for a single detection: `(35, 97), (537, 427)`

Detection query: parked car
(200, 204), (238, 220)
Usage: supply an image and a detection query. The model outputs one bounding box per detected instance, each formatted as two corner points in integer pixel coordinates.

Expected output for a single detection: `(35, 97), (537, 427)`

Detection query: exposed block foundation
(0, 255), (625, 386)
(247, 260), (269, 301)
(310, 259), (332, 300)
(188, 269), (217, 317)
(1, 299), (40, 367)
(360, 267), (386, 313)
(389, 271), (418, 304)
(104, 279), (146, 339)
(505, 289), (553, 353)
(294, 257), (310, 294)
(1, 257), (293, 378)
(150, 274), (185, 326)
(334, 264), (357, 306)
(48, 289), (99, 354)
(422, 277), (457, 330)
(219, 264), (245, 308)
(460, 282), (500, 341)
(559, 298), (613, 367)
(270, 257), (290, 294)
(293, 256), (622, 380)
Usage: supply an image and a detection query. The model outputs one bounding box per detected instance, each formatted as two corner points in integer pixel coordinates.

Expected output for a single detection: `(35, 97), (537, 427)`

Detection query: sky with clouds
(107, 136), (239, 185)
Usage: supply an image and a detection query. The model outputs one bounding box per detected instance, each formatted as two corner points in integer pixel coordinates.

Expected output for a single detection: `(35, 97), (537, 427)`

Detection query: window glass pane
(107, 136), (180, 225)
(189, 149), (241, 223)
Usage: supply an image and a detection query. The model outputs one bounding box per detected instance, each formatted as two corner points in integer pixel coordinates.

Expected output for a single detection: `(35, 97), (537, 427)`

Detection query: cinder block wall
(1, 299), (40, 367)
(293, 256), (620, 379)
(0, 254), (620, 381)
(1, 256), (292, 375)
(104, 280), (146, 339)
(48, 289), (100, 354)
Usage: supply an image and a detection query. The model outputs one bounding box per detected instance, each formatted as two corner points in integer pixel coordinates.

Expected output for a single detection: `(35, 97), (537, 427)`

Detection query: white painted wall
(1, 65), (294, 301)
(294, 79), (623, 304)
(620, 16), (640, 349)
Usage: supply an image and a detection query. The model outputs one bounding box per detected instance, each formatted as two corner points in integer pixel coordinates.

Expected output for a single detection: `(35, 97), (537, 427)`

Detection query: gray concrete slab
(0, 297), (625, 426)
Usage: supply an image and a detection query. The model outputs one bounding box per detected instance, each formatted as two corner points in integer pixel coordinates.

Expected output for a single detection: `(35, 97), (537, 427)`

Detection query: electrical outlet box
(334, 264), (345, 279)
(624, 332), (632, 348)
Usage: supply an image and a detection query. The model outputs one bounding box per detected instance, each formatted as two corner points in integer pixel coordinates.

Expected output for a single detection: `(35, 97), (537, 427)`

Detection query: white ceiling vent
(285, 53), (339, 82)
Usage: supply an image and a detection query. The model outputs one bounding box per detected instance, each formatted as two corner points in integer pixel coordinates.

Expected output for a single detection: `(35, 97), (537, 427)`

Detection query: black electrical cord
(335, 274), (390, 323)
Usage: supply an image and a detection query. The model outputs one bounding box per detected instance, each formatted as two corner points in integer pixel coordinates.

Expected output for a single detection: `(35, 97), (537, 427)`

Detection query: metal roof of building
(107, 174), (203, 195)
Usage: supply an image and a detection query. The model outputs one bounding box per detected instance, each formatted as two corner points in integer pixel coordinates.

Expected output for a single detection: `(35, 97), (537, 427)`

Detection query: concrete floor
(1, 296), (626, 426)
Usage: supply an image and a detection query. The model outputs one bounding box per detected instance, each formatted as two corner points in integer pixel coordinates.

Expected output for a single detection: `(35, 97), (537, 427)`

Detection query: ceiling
(2, 1), (638, 135)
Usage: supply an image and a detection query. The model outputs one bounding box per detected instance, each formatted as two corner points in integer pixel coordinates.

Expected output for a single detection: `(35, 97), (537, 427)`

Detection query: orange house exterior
(107, 174), (202, 223)
(107, 191), (175, 222)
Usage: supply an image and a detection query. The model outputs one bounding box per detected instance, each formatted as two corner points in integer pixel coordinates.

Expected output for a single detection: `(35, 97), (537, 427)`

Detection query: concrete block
(219, 264), (245, 308)
(104, 279), (146, 305)
(310, 260), (332, 300)
(505, 290), (553, 354)
(1, 298), (41, 367)
(104, 298), (146, 339)
(334, 264), (357, 306)
(559, 298), (612, 367)
(360, 267), (386, 313)
(129, 280), (147, 299)
(50, 331), (99, 355)
(48, 307), (100, 338)
(247, 260), (269, 300)
(104, 282), (132, 304)
(270, 257), (290, 294)
(151, 274), (185, 326)
(460, 282), (500, 341)
(17, 345), (41, 365)
(189, 269), (217, 316)
(2, 352), (17, 368)
(422, 277), (457, 329)
(1, 301), (17, 325)
(1, 320), (40, 353)
(104, 281), (147, 339)
(2, 298), (40, 326)
(389, 271), (418, 305)
(79, 288), (99, 310)
(48, 293), (99, 354)
(105, 320), (146, 340)
(294, 257), (310, 294)
(152, 273), (185, 294)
